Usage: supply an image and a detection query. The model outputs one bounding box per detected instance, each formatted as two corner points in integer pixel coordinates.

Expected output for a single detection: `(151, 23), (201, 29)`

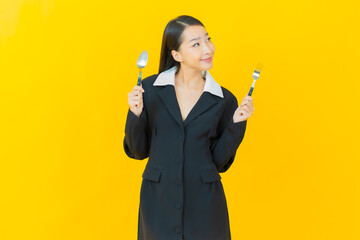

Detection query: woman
(124, 15), (254, 240)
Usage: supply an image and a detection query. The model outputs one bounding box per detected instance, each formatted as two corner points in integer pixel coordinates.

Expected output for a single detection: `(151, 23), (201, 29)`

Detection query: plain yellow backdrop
(1, 0), (359, 239)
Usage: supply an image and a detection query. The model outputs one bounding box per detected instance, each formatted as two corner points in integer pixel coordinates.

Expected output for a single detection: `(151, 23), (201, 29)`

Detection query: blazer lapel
(183, 92), (217, 127)
(157, 85), (218, 128)
(157, 85), (184, 127)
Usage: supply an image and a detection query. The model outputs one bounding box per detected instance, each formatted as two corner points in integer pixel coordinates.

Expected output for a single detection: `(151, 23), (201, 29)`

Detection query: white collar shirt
(153, 66), (224, 98)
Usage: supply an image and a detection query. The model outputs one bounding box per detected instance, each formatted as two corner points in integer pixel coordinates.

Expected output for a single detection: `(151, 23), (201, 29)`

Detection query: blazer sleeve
(210, 96), (247, 172)
(123, 95), (150, 160)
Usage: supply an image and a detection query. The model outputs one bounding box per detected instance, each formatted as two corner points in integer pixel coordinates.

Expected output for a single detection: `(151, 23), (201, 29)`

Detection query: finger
(133, 85), (143, 91)
(129, 102), (138, 108)
(134, 88), (143, 96)
(240, 100), (251, 107)
(241, 105), (251, 112)
(242, 99), (252, 105)
(241, 97), (252, 103)
(130, 96), (142, 101)
(128, 90), (140, 98)
(241, 104), (253, 111)
(243, 96), (253, 101)
(239, 102), (247, 107)
(128, 93), (142, 100)
(238, 109), (248, 116)
(242, 106), (254, 116)
(133, 90), (143, 97)
(243, 99), (252, 104)
(134, 85), (145, 93)
(130, 105), (138, 111)
(243, 102), (254, 110)
(129, 93), (142, 99)
(129, 100), (141, 106)
(240, 107), (250, 114)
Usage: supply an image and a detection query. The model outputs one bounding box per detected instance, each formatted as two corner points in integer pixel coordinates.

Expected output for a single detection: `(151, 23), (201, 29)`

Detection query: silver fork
(248, 63), (263, 96)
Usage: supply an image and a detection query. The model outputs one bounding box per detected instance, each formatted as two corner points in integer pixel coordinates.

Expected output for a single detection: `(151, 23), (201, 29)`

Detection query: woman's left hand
(233, 96), (254, 123)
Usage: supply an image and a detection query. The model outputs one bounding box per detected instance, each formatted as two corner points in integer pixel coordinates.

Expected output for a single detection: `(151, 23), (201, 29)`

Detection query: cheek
(187, 49), (202, 60)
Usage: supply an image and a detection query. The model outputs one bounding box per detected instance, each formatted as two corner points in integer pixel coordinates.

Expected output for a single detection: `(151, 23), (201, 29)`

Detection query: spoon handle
(137, 70), (142, 86)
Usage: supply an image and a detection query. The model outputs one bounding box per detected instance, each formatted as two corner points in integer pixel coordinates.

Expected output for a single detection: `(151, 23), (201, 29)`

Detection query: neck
(175, 65), (205, 89)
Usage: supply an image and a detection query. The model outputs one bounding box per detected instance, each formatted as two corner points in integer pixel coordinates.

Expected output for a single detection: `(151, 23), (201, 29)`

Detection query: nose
(202, 41), (212, 54)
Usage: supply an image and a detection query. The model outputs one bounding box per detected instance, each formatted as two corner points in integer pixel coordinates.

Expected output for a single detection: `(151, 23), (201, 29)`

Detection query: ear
(171, 50), (183, 63)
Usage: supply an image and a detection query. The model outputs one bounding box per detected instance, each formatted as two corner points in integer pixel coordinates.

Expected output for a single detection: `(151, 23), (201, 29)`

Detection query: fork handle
(248, 87), (254, 96)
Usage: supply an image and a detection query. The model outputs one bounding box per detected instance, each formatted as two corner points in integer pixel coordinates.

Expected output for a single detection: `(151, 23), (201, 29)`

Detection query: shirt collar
(153, 66), (224, 98)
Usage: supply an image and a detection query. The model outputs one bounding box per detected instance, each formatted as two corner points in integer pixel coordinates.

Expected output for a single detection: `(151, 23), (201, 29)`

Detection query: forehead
(182, 25), (207, 40)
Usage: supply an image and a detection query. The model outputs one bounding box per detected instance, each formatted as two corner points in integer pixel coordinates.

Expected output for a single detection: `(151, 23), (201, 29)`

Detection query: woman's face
(172, 25), (215, 72)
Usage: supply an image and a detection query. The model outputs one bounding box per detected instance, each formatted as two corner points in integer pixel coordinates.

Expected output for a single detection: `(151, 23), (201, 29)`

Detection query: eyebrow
(189, 33), (209, 43)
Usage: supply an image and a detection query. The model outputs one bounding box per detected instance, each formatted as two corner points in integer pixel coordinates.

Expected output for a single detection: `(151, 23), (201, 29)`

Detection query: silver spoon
(136, 51), (148, 86)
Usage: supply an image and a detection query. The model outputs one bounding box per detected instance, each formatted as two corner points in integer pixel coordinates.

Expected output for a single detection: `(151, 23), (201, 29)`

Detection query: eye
(193, 37), (211, 47)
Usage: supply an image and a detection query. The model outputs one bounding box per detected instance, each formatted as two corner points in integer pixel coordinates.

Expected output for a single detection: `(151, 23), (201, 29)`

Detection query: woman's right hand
(128, 84), (145, 117)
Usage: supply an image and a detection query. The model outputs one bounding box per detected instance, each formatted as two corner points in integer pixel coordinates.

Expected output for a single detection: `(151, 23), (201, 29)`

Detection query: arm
(123, 96), (150, 160)
(210, 97), (247, 172)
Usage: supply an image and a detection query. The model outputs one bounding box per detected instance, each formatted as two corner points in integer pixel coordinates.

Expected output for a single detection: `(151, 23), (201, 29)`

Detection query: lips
(201, 57), (213, 62)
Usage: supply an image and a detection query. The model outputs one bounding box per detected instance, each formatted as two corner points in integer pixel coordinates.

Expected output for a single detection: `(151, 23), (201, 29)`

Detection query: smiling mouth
(201, 57), (213, 62)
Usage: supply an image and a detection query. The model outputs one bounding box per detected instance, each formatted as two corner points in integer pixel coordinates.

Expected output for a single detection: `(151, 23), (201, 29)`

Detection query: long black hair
(158, 15), (205, 74)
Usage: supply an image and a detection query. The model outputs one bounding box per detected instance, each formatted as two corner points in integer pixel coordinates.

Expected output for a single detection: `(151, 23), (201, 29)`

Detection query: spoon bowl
(137, 51), (148, 69)
(137, 51), (148, 86)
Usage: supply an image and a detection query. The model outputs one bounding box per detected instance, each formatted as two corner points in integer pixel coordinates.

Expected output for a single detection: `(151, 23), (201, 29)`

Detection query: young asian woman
(124, 15), (254, 240)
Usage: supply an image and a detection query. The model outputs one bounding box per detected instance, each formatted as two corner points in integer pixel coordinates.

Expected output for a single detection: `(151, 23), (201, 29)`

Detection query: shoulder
(140, 74), (159, 90)
(220, 86), (238, 105)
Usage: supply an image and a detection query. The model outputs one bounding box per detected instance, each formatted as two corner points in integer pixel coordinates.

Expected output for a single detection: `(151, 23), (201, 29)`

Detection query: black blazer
(123, 74), (247, 240)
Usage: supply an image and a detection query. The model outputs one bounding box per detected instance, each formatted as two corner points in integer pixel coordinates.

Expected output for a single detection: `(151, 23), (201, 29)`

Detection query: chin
(201, 63), (213, 71)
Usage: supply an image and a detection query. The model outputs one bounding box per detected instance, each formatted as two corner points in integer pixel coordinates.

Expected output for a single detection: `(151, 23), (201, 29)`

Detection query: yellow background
(1, 0), (359, 239)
